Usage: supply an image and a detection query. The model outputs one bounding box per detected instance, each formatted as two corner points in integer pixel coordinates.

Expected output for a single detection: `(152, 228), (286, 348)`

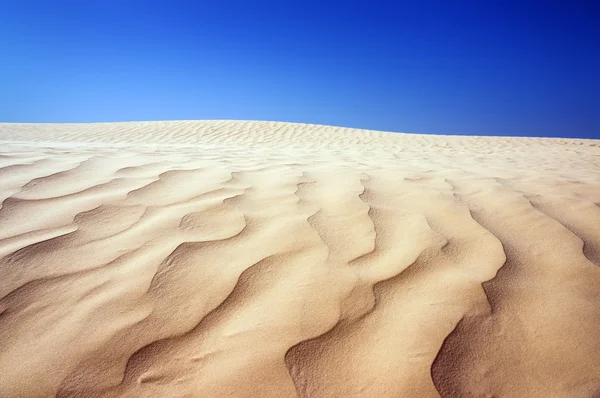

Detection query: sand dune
(0, 120), (599, 397)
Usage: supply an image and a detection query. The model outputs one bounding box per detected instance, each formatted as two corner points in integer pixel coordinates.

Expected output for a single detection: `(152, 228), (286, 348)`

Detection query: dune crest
(0, 121), (599, 397)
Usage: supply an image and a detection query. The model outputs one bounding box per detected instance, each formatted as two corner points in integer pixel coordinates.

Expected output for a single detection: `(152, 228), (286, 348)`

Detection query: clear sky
(1, 0), (598, 138)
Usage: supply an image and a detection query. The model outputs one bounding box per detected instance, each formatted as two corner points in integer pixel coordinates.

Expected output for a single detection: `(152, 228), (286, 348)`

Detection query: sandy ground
(0, 120), (599, 397)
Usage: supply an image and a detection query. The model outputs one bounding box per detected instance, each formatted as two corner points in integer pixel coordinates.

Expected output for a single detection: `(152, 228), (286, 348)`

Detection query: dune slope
(0, 121), (599, 397)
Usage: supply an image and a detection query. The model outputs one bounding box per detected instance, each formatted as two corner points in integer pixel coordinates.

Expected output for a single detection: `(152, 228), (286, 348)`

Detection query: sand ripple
(0, 121), (599, 397)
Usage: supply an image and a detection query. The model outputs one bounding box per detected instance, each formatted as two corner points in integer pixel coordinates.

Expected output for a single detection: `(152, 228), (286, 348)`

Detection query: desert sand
(0, 120), (599, 397)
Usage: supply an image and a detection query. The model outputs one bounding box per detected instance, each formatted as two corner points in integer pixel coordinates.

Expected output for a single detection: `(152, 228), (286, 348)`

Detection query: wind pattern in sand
(1, 121), (599, 397)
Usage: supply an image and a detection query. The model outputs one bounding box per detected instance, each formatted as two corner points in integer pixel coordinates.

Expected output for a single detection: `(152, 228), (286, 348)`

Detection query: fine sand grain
(0, 120), (599, 397)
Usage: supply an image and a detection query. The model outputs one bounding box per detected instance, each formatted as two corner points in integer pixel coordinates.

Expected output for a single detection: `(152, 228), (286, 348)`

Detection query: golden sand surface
(0, 121), (599, 397)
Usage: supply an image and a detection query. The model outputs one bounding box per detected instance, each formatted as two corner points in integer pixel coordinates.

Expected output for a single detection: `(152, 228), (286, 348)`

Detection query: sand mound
(0, 121), (599, 397)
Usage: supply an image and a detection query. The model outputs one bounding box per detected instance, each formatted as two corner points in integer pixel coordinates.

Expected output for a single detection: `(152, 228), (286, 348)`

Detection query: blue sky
(1, 0), (598, 138)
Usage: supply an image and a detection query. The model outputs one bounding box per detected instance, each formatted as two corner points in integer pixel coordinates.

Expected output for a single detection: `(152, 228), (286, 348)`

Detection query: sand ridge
(0, 121), (599, 397)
